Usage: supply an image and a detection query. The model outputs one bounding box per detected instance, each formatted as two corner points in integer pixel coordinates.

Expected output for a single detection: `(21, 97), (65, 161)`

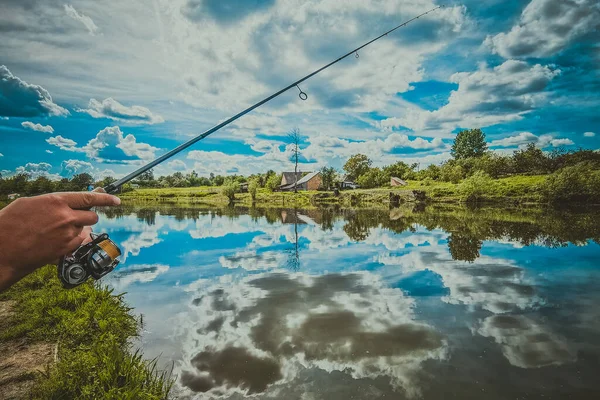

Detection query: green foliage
(248, 179), (259, 201)
(221, 182), (238, 203)
(383, 161), (416, 180)
(0, 265), (172, 399)
(265, 174), (280, 192)
(320, 166), (338, 190)
(542, 162), (600, 204)
(458, 171), (494, 203)
(440, 163), (465, 184)
(512, 143), (551, 174)
(471, 153), (513, 178)
(343, 154), (372, 181)
(356, 168), (388, 189)
(451, 129), (487, 159)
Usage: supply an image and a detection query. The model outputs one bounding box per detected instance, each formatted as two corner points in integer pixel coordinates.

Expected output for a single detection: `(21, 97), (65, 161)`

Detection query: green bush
(0, 266), (172, 399)
(221, 183), (238, 203)
(542, 162), (600, 204)
(265, 175), (280, 192)
(248, 179), (259, 201)
(357, 168), (388, 189)
(459, 171), (494, 203)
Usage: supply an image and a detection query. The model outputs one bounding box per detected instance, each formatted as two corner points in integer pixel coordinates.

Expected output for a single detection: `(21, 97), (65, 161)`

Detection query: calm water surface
(96, 205), (600, 399)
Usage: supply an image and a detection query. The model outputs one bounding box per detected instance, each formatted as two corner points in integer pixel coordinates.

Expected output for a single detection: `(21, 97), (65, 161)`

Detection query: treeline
(341, 129), (600, 204)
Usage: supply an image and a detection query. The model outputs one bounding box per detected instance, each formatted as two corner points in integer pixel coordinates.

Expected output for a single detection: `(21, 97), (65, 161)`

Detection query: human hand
(0, 192), (121, 291)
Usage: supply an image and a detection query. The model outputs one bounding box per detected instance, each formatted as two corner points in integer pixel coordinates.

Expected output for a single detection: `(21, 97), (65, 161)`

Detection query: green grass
(0, 265), (173, 399)
(120, 175), (549, 208)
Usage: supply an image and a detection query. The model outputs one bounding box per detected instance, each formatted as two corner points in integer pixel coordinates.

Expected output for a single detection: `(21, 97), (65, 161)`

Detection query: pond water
(96, 204), (600, 399)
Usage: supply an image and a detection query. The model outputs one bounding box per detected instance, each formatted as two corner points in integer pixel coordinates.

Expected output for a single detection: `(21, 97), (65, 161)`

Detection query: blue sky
(0, 0), (598, 179)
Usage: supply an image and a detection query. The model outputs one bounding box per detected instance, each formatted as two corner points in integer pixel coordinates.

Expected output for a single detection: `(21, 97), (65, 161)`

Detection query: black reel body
(58, 233), (121, 289)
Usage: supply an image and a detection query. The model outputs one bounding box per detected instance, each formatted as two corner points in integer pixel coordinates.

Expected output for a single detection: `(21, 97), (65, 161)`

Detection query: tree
(221, 182), (238, 204)
(512, 143), (550, 174)
(288, 128), (301, 193)
(70, 173), (94, 191)
(383, 161), (415, 180)
(248, 178), (259, 202)
(356, 167), (388, 188)
(343, 154), (372, 181)
(320, 166), (338, 190)
(265, 174), (280, 192)
(138, 169), (155, 187)
(451, 129), (487, 159)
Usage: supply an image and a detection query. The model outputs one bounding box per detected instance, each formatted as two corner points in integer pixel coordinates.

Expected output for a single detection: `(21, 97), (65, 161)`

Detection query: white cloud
(46, 126), (159, 163)
(21, 121), (54, 133)
(46, 150), (53, 154)
(167, 159), (187, 171)
(61, 159), (94, 176)
(107, 264), (170, 292)
(64, 4), (99, 36)
(490, 132), (574, 148)
(14, 162), (60, 180)
(176, 272), (446, 398)
(583, 132), (595, 137)
(0, 153), (3, 157)
(0, 65), (69, 118)
(46, 135), (78, 151)
(380, 60), (560, 133)
(485, 0), (600, 58)
(478, 315), (576, 368)
(77, 98), (164, 125)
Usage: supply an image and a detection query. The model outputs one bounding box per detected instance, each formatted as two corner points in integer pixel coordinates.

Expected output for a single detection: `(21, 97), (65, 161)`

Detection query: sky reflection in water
(96, 206), (600, 399)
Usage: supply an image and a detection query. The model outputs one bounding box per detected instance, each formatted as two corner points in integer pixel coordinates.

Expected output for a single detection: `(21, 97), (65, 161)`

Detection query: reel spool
(58, 233), (121, 289)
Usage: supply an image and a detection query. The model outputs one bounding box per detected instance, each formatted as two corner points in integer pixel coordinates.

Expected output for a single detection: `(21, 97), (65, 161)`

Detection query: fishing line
(104, 5), (443, 193)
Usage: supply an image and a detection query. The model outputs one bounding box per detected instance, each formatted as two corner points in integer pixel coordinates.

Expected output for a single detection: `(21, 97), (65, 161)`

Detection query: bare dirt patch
(0, 300), (54, 400)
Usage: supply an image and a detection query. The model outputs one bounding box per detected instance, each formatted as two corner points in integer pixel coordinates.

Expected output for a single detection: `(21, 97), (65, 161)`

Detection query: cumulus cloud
(0, 65), (69, 118)
(167, 159), (187, 171)
(14, 162), (60, 179)
(485, 0), (600, 58)
(77, 98), (164, 125)
(60, 159), (94, 176)
(489, 132), (574, 148)
(380, 60), (560, 133)
(45, 150), (53, 154)
(478, 315), (576, 368)
(583, 132), (595, 137)
(177, 272), (446, 397)
(0, 153), (3, 157)
(107, 264), (170, 291)
(46, 126), (159, 163)
(46, 135), (78, 151)
(21, 121), (54, 133)
(64, 4), (99, 36)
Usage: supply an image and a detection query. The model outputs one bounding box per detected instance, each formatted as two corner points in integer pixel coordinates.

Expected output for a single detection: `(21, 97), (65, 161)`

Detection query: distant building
(239, 182), (248, 193)
(340, 175), (359, 190)
(130, 184), (140, 189)
(7, 193), (20, 200)
(391, 177), (407, 187)
(280, 172), (304, 187)
(280, 171), (322, 191)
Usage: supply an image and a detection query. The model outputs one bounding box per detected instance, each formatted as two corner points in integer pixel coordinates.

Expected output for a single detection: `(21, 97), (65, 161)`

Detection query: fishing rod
(103, 5), (443, 194)
(58, 5), (444, 288)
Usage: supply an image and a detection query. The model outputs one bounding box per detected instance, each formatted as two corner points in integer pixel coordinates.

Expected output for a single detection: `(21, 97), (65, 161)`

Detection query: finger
(65, 235), (85, 253)
(79, 226), (94, 245)
(56, 192), (121, 209)
(72, 210), (99, 226)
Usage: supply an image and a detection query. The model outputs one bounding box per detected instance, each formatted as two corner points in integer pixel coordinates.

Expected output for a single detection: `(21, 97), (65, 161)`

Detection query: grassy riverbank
(0, 266), (172, 399)
(120, 174), (548, 208)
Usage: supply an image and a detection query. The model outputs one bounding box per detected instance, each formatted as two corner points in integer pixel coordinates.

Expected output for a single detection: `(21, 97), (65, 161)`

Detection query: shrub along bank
(0, 265), (172, 399)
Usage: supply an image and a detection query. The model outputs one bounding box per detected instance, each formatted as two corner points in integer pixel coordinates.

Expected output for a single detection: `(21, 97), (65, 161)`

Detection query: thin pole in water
(104, 5), (444, 193)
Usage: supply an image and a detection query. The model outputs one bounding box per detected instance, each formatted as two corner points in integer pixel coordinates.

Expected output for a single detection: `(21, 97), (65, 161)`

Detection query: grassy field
(120, 175), (548, 208)
(0, 266), (172, 399)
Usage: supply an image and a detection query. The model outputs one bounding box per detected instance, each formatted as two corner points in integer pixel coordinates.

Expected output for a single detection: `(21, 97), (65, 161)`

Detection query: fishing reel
(58, 233), (121, 289)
